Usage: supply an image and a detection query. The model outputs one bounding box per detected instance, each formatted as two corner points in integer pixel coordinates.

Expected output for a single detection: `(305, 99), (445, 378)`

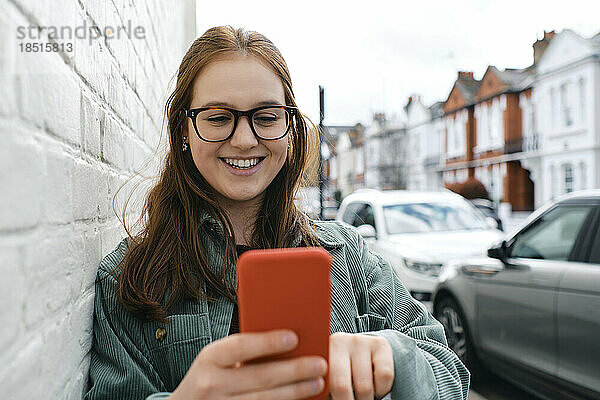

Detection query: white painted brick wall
(0, 0), (196, 398)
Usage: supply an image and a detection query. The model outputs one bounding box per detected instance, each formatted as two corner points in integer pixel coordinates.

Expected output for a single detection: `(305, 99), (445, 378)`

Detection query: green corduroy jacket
(84, 217), (470, 400)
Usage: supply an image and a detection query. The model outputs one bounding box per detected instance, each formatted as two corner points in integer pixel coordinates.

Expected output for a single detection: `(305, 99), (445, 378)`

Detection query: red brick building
(442, 71), (480, 184)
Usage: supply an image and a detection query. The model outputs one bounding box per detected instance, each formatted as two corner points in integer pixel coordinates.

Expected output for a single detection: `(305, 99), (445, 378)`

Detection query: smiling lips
(219, 156), (266, 175)
(221, 157), (264, 169)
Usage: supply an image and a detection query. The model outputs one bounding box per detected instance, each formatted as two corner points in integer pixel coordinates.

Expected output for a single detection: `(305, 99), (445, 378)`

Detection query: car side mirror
(356, 224), (376, 239)
(488, 240), (508, 262)
(485, 217), (499, 229)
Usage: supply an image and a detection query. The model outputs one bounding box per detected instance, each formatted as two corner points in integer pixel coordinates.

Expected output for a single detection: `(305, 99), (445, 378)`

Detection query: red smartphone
(236, 247), (332, 399)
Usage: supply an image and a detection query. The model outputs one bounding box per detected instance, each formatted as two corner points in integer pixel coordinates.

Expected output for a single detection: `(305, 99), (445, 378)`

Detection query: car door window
(355, 204), (376, 229)
(342, 202), (376, 229)
(342, 202), (362, 226)
(510, 205), (593, 261)
(588, 212), (600, 265)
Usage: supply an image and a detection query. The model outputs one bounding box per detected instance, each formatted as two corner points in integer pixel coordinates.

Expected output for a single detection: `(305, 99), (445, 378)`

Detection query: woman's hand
(170, 330), (328, 400)
(328, 332), (394, 400)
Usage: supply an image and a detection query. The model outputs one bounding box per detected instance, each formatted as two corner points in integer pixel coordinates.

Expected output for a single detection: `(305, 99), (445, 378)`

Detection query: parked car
(433, 190), (600, 400)
(336, 189), (503, 310)
(469, 198), (503, 231)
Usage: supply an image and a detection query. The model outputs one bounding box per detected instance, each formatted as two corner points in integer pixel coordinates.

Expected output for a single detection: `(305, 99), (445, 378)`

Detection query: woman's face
(186, 55), (289, 206)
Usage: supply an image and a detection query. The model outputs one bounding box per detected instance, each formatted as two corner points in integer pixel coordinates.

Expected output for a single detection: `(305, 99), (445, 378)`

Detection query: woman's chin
(218, 189), (264, 204)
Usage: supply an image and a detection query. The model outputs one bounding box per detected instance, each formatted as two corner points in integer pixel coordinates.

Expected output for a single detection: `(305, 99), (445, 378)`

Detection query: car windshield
(383, 202), (488, 234)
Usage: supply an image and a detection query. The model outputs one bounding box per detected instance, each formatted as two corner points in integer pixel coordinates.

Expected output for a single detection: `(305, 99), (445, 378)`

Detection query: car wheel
(435, 296), (487, 381)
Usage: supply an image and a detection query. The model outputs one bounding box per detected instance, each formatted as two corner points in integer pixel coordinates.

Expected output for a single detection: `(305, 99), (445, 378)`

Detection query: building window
(560, 83), (573, 127)
(487, 104), (492, 144)
(454, 121), (460, 153)
(563, 163), (574, 194)
(579, 78), (586, 123)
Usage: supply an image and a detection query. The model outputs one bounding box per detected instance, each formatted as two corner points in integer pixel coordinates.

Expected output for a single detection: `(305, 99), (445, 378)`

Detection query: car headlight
(402, 258), (443, 277)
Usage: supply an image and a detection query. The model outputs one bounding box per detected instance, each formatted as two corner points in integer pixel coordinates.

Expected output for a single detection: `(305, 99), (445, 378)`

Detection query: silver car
(433, 190), (600, 400)
(336, 189), (503, 311)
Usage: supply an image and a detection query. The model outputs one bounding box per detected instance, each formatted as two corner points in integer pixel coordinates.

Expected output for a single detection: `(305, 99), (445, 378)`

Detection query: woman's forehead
(190, 55), (285, 109)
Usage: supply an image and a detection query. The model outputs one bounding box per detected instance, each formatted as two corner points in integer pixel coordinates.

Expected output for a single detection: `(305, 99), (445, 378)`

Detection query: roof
(494, 66), (535, 91)
(342, 189), (468, 207)
(428, 101), (444, 119)
(455, 79), (480, 104)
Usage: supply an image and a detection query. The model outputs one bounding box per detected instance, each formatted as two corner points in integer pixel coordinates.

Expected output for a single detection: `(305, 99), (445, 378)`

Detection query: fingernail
(314, 359), (326, 374)
(312, 377), (323, 392)
(283, 332), (297, 346)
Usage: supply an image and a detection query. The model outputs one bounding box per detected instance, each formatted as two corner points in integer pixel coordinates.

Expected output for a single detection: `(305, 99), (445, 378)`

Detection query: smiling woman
(84, 26), (470, 400)
(184, 55), (290, 219)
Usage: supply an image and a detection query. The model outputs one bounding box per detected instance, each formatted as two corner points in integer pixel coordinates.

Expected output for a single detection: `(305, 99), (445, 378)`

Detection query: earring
(182, 136), (188, 151)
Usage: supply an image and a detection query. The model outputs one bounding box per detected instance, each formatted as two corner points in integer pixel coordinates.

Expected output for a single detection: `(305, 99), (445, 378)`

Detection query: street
(469, 374), (536, 400)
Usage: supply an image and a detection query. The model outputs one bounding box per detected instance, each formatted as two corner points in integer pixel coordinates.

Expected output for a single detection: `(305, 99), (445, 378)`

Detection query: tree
(445, 177), (489, 200)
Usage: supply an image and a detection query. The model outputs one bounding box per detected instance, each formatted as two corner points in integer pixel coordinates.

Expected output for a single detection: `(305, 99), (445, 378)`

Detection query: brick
(74, 23), (107, 102)
(144, 113), (161, 150)
(63, 356), (91, 400)
(81, 94), (104, 157)
(72, 160), (103, 220)
(44, 0), (78, 64)
(79, 228), (102, 292)
(127, 42), (138, 90)
(0, 129), (43, 230)
(131, 141), (148, 173)
(97, 168), (111, 220)
(108, 62), (122, 118)
(1, 2), (196, 398)
(22, 231), (85, 327)
(17, 51), (81, 146)
(85, 0), (107, 32)
(0, 5), (20, 117)
(0, 246), (24, 353)
(102, 116), (125, 168)
(15, 53), (48, 128)
(124, 87), (140, 133)
(43, 149), (74, 224)
(0, 337), (46, 400)
(123, 133), (138, 172)
(108, 172), (132, 219)
(101, 222), (127, 258)
(70, 291), (95, 353)
(44, 71), (82, 145)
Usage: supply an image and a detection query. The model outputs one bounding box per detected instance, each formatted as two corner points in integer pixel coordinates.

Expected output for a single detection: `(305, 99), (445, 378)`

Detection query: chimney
(533, 30), (555, 64)
(458, 71), (474, 80)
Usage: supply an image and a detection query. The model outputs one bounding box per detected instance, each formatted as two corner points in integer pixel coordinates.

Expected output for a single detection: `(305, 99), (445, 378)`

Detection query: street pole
(318, 85), (325, 220)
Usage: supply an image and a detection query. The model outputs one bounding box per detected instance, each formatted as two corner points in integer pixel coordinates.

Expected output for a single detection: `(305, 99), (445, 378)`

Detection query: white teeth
(222, 157), (262, 169)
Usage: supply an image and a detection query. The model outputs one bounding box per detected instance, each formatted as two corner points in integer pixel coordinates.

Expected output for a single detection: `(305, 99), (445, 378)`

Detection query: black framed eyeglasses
(183, 105), (298, 142)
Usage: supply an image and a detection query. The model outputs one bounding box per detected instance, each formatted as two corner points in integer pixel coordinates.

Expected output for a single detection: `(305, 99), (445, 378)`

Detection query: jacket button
(155, 327), (167, 341)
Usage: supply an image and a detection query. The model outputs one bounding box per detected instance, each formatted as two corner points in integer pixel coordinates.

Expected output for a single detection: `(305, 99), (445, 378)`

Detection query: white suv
(336, 189), (503, 310)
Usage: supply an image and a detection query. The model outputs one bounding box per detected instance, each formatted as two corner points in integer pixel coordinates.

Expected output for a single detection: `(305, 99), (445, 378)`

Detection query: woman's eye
(254, 114), (278, 125)
(206, 115), (231, 124)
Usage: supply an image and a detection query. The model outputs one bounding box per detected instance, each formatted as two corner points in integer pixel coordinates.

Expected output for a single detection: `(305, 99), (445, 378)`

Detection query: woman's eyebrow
(200, 100), (283, 108)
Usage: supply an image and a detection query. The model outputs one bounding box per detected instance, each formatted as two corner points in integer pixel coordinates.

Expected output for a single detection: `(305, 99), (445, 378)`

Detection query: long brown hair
(113, 26), (322, 323)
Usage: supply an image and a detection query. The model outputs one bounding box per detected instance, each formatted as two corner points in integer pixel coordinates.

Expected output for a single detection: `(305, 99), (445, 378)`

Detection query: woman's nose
(229, 116), (258, 149)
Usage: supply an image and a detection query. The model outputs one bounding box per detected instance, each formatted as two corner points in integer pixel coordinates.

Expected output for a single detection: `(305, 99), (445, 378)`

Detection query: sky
(195, 0), (600, 126)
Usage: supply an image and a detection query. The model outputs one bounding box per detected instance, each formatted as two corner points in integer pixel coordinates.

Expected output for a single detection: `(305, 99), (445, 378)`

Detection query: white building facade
(523, 30), (600, 209)
(406, 97), (430, 190)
